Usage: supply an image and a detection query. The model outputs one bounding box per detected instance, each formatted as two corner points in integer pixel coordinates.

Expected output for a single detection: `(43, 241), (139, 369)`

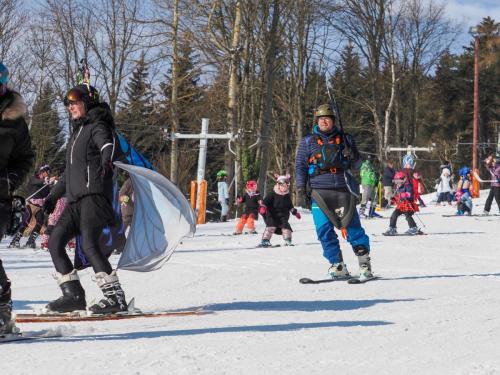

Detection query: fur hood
(0, 91), (27, 121)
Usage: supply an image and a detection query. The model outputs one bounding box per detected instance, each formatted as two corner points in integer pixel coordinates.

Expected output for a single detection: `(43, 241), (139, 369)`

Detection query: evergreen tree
(30, 82), (65, 172)
(116, 52), (162, 163)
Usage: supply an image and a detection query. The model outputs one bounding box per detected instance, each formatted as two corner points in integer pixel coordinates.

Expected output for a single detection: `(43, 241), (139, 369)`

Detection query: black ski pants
(484, 186), (500, 213)
(0, 200), (11, 289)
(390, 208), (417, 229)
(48, 195), (113, 275)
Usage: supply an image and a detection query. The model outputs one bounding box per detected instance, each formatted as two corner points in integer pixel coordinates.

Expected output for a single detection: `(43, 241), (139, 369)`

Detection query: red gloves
(291, 208), (301, 219)
(258, 205), (267, 216)
(236, 196), (244, 204)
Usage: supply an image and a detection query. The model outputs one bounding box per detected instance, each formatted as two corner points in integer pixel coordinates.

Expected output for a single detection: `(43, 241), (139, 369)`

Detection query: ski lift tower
(169, 118), (233, 224)
(385, 145), (435, 167)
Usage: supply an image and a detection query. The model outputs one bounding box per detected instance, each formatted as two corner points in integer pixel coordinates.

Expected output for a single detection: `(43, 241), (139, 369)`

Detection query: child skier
(436, 168), (452, 206)
(258, 174), (301, 247)
(455, 167), (473, 215)
(413, 171), (426, 207)
(234, 180), (261, 235)
(383, 169), (421, 235)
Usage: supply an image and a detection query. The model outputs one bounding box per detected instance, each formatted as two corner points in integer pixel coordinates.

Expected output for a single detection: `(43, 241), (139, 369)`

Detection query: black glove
(43, 195), (57, 215)
(296, 188), (310, 209)
(100, 161), (114, 179)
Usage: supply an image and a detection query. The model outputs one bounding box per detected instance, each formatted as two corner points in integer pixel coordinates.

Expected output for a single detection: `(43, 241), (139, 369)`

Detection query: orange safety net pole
(197, 180), (207, 224)
(471, 168), (480, 198)
(190, 181), (197, 210)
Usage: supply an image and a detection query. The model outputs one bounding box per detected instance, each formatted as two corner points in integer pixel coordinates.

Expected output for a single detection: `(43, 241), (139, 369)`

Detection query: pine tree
(30, 82), (65, 172)
(116, 52), (161, 163)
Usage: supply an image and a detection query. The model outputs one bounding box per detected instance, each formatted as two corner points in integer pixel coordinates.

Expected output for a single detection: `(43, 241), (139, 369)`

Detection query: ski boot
(284, 238), (293, 246)
(482, 210), (490, 216)
(40, 240), (49, 251)
(328, 262), (351, 279)
(46, 270), (87, 313)
(358, 206), (367, 218)
(248, 230), (258, 235)
(405, 227), (421, 235)
(25, 231), (39, 249)
(259, 239), (272, 248)
(0, 282), (14, 335)
(233, 231), (242, 236)
(88, 271), (127, 315)
(383, 227), (397, 236)
(355, 247), (373, 281)
(8, 232), (22, 249)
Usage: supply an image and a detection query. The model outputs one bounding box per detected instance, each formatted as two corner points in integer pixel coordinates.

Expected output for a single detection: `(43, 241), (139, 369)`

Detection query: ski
(255, 244), (281, 248)
(1, 331), (62, 343)
(381, 231), (426, 236)
(347, 275), (380, 284)
(441, 214), (499, 217)
(299, 276), (352, 284)
(15, 307), (211, 323)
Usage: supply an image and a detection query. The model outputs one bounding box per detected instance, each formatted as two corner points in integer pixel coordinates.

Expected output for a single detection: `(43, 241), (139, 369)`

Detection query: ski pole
(414, 212), (426, 228)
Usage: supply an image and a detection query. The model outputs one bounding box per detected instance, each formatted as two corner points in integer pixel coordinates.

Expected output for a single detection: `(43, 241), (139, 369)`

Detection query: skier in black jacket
(42, 84), (127, 315)
(0, 63), (35, 334)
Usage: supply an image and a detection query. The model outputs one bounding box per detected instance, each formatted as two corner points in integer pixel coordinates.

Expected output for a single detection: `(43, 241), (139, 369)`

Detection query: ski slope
(1, 192), (499, 375)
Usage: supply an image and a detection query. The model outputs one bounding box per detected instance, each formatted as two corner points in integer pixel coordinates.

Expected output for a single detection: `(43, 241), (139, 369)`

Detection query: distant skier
(216, 170), (229, 222)
(258, 174), (300, 247)
(383, 170), (420, 235)
(436, 168), (452, 206)
(295, 104), (372, 280)
(359, 156), (377, 218)
(42, 84), (128, 314)
(0, 62), (35, 334)
(9, 165), (52, 249)
(234, 180), (261, 235)
(455, 166), (473, 216)
(413, 171), (426, 207)
(382, 160), (395, 208)
(481, 153), (499, 215)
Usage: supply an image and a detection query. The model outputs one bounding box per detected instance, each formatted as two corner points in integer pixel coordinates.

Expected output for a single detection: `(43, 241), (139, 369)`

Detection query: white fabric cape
(114, 162), (196, 271)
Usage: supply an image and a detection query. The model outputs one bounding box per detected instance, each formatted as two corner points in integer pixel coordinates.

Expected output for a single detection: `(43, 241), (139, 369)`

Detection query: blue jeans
(311, 200), (370, 264)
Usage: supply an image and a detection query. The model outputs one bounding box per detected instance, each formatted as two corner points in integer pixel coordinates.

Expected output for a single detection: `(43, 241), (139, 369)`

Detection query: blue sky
(442, 0), (500, 52)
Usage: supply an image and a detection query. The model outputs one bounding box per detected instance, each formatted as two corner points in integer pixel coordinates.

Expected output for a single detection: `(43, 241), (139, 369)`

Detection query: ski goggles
(63, 88), (86, 107)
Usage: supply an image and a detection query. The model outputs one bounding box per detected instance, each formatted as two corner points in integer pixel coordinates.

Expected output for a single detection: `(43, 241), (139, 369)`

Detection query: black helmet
(64, 84), (100, 110)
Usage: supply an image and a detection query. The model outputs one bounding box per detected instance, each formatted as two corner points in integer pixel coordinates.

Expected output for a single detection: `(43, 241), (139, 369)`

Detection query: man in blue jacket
(295, 104), (371, 280)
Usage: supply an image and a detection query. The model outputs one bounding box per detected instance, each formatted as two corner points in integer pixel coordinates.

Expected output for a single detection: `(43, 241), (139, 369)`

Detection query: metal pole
(473, 36), (479, 171)
(196, 118), (209, 210)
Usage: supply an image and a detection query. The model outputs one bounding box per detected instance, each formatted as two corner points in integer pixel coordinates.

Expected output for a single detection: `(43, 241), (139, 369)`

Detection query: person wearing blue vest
(295, 104), (372, 280)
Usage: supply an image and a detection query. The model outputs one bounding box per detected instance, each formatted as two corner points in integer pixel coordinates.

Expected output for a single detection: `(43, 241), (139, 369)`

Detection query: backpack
(307, 134), (349, 175)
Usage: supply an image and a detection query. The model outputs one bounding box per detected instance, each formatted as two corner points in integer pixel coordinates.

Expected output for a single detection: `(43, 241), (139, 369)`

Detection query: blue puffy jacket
(295, 125), (360, 190)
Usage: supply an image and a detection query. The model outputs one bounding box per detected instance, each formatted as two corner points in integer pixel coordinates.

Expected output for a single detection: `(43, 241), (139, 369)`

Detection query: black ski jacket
(51, 103), (115, 203)
(262, 190), (294, 229)
(0, 90), (34, 200)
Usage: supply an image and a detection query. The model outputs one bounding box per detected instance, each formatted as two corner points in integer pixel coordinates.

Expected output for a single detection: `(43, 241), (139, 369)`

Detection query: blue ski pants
(311, 200), (370, 264)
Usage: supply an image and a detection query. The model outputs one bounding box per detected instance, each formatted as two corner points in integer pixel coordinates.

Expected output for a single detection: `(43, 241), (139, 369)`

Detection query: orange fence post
(190, 180), (197, 210)
(471, 168), (480, 198)
(197, 180), (207, 224)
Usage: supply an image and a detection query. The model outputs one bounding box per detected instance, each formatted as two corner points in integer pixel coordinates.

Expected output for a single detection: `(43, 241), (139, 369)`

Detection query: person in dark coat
(0, 62), (35, 334)
(295, 104), (371, 280)
(382, 161), (395, 208)
(42, 84), (127, 315)
(258, 174), (301, 247)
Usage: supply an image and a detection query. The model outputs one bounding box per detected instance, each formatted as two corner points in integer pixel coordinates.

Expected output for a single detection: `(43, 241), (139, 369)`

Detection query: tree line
(2, 0), (498, 199)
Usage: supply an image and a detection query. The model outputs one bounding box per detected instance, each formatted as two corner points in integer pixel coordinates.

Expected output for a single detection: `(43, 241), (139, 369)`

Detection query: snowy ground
(1, 191), (499, 375)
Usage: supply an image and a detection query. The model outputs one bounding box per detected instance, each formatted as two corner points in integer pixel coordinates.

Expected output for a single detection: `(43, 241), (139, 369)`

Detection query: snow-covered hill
(1, 192), (499, 375)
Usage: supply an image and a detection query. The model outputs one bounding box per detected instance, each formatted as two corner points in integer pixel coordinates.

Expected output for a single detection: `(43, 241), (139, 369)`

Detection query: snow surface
(1, 192), (499, 375)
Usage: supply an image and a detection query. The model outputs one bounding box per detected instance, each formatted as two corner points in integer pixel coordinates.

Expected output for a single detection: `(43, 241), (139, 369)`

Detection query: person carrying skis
(0, 62), (35, 334)
(359, 155), (377, 218)
(455, 166), (473, 215)
(383, 169), (421, 235)
(42, 84), (128, 315)
(216, 170), (229, 222)
(295, 104), (372, 280)
(258, 174), (301, 247)
(234, 180), (261, 235)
